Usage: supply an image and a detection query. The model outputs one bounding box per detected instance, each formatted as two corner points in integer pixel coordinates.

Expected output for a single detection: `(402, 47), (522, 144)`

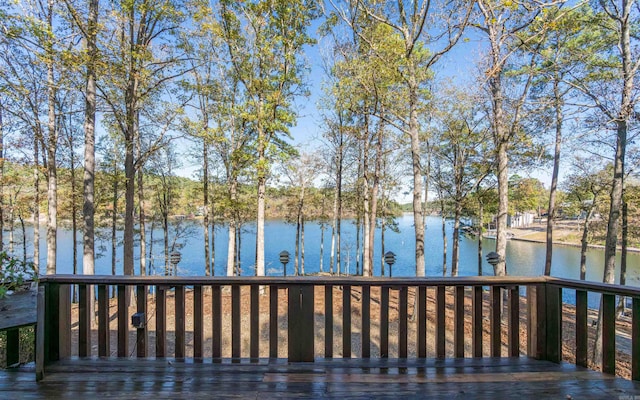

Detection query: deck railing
(35, 275), (640, 382)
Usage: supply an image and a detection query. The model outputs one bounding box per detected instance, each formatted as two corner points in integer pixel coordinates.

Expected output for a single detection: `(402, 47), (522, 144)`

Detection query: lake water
(8, 214), (639, 290)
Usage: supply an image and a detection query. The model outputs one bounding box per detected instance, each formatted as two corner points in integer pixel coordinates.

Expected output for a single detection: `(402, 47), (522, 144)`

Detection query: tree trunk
(9, 199), (14, 255)
(451, 200), (461, 277)
(355, 216), (361, 276)
(256, 143), (266, 277)
(408, 71), (425, 276)
(71, 138), (78, 283)
(226, 179), (238, 276)
(148, 218), (155, 276)
(441, 198), (447, 277)
(82, 0), (98, 282)
(477, 200), (483, 275)
(381, 214), (386, 277)
(617, 200), (628, 316)
(45, 0), (57, 275)
(301, 215), (305, 275)
(111, 163), (118, 297)
(236, 225), (242, 276)
(545, 77), (563, 276)
(295, 208), (301, 276)
(367, 120), (383, 277)
(123, 6), (139, 279)
(336, 145), (343, 275)
(579, 205), (594, 281)
(111, 167), (118, 278)
(361, 118), (371, 276)
(136, 120), (146, 276)
(330, 150), (341, 275)
(19, 215), (26, 263)
(319, 222), (325, 273)
(486, 25), (509, 277)
(163, 197), (169, 276)
(33, 136), (40, 274)
(603, 119), (627, 284)
(203, 140), (211, 276)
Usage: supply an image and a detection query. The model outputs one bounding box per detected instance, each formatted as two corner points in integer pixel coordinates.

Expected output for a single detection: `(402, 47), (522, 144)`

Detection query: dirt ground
(508, 219), (640, 253)
(66, 285), (634, 380)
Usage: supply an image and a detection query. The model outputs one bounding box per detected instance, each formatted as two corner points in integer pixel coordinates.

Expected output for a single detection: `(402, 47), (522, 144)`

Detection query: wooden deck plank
(3, 358), (639, 399)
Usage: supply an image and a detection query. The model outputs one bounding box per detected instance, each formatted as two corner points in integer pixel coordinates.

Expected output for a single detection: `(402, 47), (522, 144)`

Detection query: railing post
(288, 284), (314, 362)
(44, 282), (60, 363)
(36, 285), (45, 381)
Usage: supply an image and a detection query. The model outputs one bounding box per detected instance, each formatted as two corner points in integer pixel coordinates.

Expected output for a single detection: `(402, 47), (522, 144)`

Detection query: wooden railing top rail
(39, 274), (548, 286)
(38, 274), (640, 296)
(545, 276), (640, 296)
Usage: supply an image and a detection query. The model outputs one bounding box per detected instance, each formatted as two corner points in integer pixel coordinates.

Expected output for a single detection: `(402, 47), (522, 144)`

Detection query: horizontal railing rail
(35, 275), (639, 383)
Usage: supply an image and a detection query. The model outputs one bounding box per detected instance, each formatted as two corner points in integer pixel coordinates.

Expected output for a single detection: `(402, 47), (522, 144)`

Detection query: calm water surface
(10, 214), (639, 289)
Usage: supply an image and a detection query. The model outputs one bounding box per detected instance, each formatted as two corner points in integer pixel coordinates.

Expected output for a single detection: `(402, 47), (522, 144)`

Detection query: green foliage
(508, 175), (547, 214)
(0, 252), (38, 299)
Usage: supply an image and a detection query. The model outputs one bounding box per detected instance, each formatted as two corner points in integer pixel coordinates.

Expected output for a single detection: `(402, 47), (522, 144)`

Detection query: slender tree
(219, 0), (317, 276)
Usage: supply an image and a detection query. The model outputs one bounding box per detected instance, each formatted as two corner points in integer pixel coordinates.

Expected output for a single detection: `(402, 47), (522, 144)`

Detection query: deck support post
(536, 284), (562, 363)
(288, 285), (314, 362)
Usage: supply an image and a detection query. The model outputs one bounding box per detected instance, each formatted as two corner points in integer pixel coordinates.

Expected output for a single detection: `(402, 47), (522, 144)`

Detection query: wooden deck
(2, 357), (639, 399)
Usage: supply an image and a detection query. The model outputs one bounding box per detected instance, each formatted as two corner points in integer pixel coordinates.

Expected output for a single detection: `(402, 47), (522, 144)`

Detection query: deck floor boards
(1, 357), (639, 399)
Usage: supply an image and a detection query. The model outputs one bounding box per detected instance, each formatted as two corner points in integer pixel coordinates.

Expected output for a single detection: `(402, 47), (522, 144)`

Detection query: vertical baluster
(380, 286), (389, 358)
(270, 285), (278, 358)
(232, 285), (241, 358)
(343, 285), (351, 358)
(136, 285), (147, 358)
(251, 285), (259, 359)
(575, 290), (588, 367)
(212, 285), (221, 359)
(156, 285), (166, 358)
(527, 285), (539, 358)
(193, 285), (203, 360)
(472, 286), (483, 358)
(399, 286), (408, 359)
(117, 285), (128, 357)
(509, 286), (520, 357)
(59, 285), (71, 360)
(324, 285), (333, 358)
(632, 297), (639, 381)
(79, 284), (91, 357)
(436, 286), (446, 359)
(175, 286), (185, 359)
(417, 286), (427, 358)
(98, 284), (109, 357)
(545, 285), (562, 363)
(490, 286), (501, 357)
(455, 286), (465, 358)
(602, 293), (616, 375)
(362, 286), (370, 358)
